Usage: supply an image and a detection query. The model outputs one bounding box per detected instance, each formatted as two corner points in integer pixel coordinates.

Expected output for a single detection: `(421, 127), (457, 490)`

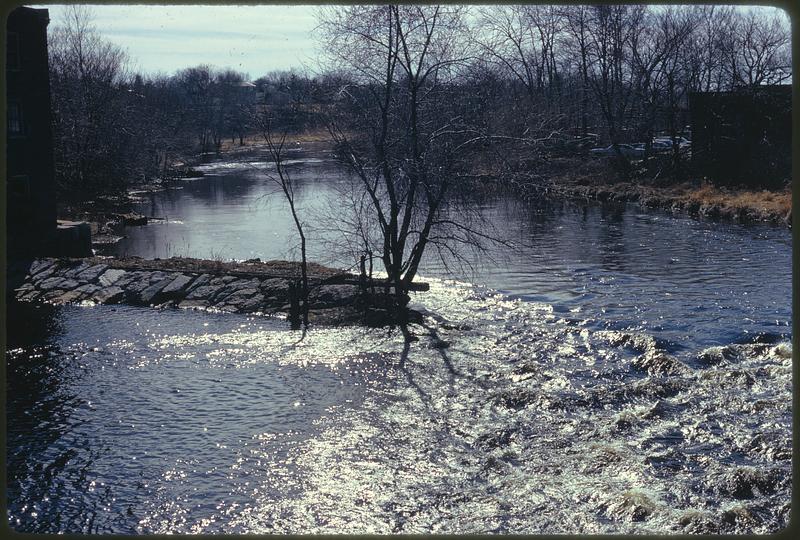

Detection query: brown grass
(676, 183), (792, 217)
(216, 128), (335, 154)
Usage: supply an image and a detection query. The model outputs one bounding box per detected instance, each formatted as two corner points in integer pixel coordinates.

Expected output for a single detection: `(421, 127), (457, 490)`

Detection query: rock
(91, 286), (125, 304)
(120, 213), (148, 226)
(186, 284), (223, 300)
(28, 259), (56, 277)
(210, 275), (237, 286)
(38, 276), (67, 291)
(50, 289), (85, 305)
(123, 273), (155, 295)
(98, 268), (126, 287)
(75, 264), (109, 282)
(55, 221), (92, 257)
(185, 273), (211, 293)
(75, 283), (101, 297)
(178, 299), (209, 309)
(43, 289), (70, 301)
(259, 278), (289, 295)
(239, 294), (266, 312)
(63, 261), (93, 278)
(17, 289), (42, 302)
(14, 282), (35, 294)
(59, 279), (80, 290)
(309, 284), (361, 308)
(161, 274), (194, 296)
(30, 263), (58, 282)
(222, 287), (260, 302)
(138, 277), (174, 305)
(147, 271), (170, 284)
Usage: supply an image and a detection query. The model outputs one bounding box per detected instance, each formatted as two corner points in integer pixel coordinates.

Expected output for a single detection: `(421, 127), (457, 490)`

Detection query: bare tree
(317, 4), (511, 305)
(48, 5), (131, 196)
(256, 113), (309, 327)
(724, 9), (791, 88)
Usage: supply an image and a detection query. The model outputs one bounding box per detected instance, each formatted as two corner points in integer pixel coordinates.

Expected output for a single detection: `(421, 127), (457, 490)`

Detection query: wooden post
(288, 281), (301, 329)
(359, 254), (367, 294)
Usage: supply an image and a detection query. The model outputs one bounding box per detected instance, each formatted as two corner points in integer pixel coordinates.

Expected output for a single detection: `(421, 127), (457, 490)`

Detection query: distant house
(6, 6), (57, 258)
(232, 80), (257, 103)
(689, 85), (791, 189)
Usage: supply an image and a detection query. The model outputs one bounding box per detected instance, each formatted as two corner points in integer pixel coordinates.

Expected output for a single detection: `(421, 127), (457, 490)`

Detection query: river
(6, 146), (792, 533)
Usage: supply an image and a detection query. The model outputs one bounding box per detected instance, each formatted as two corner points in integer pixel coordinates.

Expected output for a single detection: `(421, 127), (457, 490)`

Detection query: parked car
(652, 136), (691, 152)
(589, 143), (646, 159)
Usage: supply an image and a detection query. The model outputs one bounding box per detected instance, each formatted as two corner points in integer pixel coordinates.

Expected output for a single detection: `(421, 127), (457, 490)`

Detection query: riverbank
(533, 173), (792, 226)
(10, 256), (426, 326)
(57, 130), (791, 253)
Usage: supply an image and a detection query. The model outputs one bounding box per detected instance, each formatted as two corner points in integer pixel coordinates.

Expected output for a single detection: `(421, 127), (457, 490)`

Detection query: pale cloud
(41, 4), (321, 78)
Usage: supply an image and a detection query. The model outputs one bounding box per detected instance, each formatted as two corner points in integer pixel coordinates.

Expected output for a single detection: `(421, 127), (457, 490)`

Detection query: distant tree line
(47, 5), (790, 200)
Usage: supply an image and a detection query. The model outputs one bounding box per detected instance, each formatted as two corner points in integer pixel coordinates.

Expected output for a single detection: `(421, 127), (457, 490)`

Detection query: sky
(39, 4), (321, 79)
(36, 3), (791, 81)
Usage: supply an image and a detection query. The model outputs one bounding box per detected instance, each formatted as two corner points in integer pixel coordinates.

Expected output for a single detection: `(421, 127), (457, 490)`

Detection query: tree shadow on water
(396, 320), (469, 412)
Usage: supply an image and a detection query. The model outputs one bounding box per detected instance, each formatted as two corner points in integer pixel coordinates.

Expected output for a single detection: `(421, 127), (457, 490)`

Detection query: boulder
(76, 264), (109, 282)
(63, 261), (93, 278)
(210, 275), (237, 286)
(30, 263), (58, 282)
(161, 274), (194, 296)
(260, 278), (290, 298)
(98, 268), (126, 287)
(120, 213), (148, 226)
(28, 259), (56, 277)
(186, 284), (223, 300)
(147, 271), (170, 284)
(38, 276), (67, 291)
(138, 276), (175, 305)
(75, 283), (101, 297)
(239, 294), (266, 312)
(309, 284), (360, 308)
(91, 286), (125, 304)
(50, 289), (85, 305)
(178, 299), (209, 309)
(123, 273), (155, 295)
(185, 273), (211, 293)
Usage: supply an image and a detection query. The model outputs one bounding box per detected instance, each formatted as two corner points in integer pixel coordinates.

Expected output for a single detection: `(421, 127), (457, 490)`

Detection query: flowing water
(6, 147), (792, 533)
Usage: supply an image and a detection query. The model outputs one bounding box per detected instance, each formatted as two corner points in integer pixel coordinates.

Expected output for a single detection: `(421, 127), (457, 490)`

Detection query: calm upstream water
(6, 146), (792, 533)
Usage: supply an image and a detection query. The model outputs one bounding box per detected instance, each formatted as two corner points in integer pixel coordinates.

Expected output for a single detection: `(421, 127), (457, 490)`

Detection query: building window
(7, 31), (20, 71)
(8, 102), (24, 136)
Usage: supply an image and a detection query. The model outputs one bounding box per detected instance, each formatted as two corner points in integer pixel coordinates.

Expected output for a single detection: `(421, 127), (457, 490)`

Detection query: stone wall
(13, 258), (365, 317)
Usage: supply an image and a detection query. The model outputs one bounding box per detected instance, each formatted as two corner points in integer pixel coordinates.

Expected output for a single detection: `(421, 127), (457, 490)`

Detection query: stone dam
(10, 257), (427, 325)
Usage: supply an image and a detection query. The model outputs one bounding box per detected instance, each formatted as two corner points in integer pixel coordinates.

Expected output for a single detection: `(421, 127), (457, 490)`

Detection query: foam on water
(9, 276), (784, 533)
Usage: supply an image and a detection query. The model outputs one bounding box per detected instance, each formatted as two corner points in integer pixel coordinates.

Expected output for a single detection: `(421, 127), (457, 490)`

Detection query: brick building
(6, 6), (57, 258)
(689, 86), (791, 189)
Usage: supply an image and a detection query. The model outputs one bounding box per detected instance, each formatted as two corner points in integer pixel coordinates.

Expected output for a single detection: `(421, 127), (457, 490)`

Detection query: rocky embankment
(11, 257), (423, 326)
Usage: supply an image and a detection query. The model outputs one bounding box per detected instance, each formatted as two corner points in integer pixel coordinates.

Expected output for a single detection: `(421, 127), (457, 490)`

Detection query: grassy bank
(538, 175), (791, 226)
